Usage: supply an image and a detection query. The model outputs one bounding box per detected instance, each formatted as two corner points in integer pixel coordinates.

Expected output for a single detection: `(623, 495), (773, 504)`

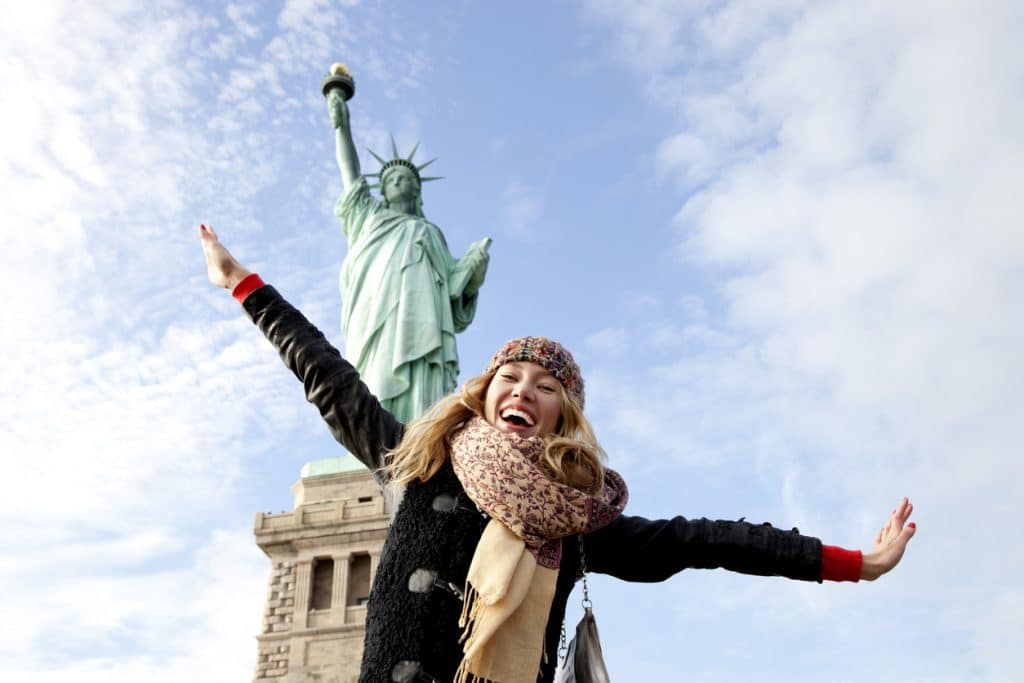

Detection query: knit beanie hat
(485, 336), (585, 408)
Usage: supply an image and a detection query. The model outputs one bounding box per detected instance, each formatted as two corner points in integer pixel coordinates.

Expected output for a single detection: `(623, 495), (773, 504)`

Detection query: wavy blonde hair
(385, 369), (606, 494)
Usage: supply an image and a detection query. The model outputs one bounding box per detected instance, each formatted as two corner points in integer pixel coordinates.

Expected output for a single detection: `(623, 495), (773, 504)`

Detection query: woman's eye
(539, 385), (556, 393)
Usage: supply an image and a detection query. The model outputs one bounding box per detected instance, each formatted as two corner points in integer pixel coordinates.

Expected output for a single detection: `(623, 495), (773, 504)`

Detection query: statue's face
(483, 362), (563, 439)
(382, 166), (419, 205)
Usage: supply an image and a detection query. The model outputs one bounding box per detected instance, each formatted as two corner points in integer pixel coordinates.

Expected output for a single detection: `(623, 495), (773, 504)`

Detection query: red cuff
(232, 273), (265, 303)
(821, 545), (862, 582)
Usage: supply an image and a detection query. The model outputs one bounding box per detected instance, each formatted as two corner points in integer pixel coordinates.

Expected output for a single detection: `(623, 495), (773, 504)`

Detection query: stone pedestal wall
(253, 467), (388, 683)
(262, 561), (297, 634)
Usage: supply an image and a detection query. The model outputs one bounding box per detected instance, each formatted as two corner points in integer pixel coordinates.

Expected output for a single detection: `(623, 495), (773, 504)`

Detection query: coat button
(407, 568), (464, 601)
(432, 493), (458, 512)
(390, 659), (422, 682)
(408, 568), (437, 593)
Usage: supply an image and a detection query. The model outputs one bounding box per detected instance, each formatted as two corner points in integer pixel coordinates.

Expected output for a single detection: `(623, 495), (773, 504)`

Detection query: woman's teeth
(501, 408), (535, 426)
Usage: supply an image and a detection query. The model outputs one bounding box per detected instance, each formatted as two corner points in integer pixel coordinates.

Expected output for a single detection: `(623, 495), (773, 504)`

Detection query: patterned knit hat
(485, 336), (585, 408)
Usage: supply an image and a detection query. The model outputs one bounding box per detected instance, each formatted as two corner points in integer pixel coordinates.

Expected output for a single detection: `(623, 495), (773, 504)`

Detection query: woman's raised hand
(861, 497), (916, 581)
(199, 224), (252, 290)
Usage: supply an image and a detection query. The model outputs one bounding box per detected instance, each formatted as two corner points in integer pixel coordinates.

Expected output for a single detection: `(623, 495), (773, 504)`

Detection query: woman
(199, 225), (916, 683)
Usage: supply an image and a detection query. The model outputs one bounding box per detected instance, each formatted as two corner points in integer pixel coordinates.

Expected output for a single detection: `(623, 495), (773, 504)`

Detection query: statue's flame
(330, 63), (352, 78)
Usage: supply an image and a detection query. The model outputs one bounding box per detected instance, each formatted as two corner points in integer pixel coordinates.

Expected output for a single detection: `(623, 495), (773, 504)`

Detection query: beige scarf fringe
(455, 521), (558, 683)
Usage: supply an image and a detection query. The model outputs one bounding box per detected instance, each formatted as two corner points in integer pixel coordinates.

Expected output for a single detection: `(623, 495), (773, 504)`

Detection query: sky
(1, 0), (1022, 680)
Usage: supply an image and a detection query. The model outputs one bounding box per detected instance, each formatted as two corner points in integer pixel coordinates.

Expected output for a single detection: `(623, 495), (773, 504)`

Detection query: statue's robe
(335, 177), (479, 423)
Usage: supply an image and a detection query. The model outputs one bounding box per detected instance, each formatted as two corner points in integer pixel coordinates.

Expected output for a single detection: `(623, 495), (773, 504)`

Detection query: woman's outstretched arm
(198, 224), (403, 474)
(585, 497), (916, 583)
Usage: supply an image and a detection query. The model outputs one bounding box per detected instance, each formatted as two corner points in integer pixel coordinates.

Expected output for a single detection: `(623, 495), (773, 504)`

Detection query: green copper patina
(300, 455), (366, 478)
(325, 65), (491, 425)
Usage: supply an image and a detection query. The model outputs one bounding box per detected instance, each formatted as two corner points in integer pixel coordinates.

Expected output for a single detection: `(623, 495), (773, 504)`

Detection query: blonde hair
(385, 369), (606, 493)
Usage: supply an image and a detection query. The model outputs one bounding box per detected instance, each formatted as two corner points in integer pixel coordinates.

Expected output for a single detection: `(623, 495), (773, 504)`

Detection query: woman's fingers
(874, 498), (916, 552)
(893, 499), (913, 537)
(198, 223), (244, 289)
(882, 500), (917, 552)
(199, 223), (215, 249)
(891, 522), (916, 557)
(901, 501), (914, 525)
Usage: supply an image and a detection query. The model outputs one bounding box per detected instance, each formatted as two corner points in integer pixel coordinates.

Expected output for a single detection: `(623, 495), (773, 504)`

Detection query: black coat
(245, 285), (823, 683)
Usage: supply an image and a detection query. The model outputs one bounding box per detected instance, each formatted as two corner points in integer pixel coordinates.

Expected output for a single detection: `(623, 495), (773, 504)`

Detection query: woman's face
(483, 361), (563, 438)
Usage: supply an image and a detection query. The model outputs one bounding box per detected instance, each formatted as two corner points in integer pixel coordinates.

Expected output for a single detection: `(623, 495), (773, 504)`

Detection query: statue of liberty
(325, 65), (491, 424)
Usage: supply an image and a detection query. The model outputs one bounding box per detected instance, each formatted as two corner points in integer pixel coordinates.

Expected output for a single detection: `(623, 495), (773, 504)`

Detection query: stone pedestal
(253, 458), (388, 682)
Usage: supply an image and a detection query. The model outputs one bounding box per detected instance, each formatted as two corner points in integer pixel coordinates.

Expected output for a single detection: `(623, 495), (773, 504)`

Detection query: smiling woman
(486, 362), (564, 438)
(199, 224), (916, 683)
(389, 340), (606, 498)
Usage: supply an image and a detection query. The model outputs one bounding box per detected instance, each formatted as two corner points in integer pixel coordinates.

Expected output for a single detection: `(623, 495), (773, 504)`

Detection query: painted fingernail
(908, 522), (916, 529)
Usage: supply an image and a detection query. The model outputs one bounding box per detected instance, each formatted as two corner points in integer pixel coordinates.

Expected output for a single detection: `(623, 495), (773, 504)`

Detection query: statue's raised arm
(323, 63), (491, 424)
(326, 64), (361, 191)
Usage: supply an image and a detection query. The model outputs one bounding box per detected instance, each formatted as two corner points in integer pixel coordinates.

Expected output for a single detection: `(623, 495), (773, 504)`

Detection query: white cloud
(655, 132), (714, 189)
(0, 527), (266, 682)
(500, 180), (544, 237)
(0, 1), (429, 677)
(584, 0), (1024, 676)
(585, 326), (630, 356)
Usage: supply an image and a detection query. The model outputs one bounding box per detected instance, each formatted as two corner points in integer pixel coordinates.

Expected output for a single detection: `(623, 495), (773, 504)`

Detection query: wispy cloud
(0, 0), (436, 678)
(1, 528), (265, 681)
(500, 180), (544, 237)
(583, 0), (1023, 676)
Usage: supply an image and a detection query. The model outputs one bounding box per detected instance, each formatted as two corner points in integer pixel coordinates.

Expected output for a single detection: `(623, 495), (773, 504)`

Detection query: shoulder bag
(555, 536), (611, 683)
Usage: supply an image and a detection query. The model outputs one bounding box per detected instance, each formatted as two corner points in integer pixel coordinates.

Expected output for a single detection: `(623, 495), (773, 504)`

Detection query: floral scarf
(450, 418), (628, 683)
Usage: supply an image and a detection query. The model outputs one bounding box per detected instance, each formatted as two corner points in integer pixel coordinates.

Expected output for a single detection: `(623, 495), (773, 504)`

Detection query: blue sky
(2, 1), (1022, 680)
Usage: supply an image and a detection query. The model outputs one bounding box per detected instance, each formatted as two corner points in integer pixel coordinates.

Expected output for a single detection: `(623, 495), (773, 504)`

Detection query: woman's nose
(512, 383), (532, 400)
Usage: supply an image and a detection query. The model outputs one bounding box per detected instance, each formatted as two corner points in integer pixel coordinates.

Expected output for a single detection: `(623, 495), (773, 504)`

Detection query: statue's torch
(322, 63), (355, 100)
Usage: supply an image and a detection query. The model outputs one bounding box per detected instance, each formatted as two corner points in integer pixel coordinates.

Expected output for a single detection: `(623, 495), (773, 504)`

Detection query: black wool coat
(244, 285), (824, 683)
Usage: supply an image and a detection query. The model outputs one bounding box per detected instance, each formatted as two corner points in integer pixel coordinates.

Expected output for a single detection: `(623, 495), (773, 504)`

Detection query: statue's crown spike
(367, 135), (442, 187)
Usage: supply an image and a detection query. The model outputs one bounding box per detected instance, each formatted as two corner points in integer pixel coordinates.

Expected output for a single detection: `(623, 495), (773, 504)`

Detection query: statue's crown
(366, 135), (442, 189)
(379, 157), (421, 180)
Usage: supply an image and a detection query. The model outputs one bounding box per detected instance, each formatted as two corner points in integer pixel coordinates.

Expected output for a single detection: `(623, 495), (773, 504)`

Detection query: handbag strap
(559, 534), (593, 662)
(578, 534), (593, 609)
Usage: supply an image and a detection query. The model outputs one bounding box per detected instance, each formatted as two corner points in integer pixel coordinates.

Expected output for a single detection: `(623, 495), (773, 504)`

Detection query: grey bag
(556, 605), (610, 683)
(555, 538), (611, 683)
